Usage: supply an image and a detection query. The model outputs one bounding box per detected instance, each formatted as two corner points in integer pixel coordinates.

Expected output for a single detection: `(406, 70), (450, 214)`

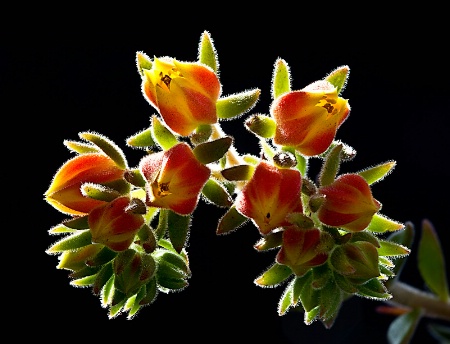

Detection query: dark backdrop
(4, 21), (448, 343)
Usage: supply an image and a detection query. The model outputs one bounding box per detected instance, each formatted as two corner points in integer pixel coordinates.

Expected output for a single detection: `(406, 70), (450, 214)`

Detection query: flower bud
(45, 153), (126, 216)
(89, 196), (145, 252)
(139, 142), (211, 215)
(317, 173), (381, 232)
(234, 160), (302, 235)
(141, 56), (221, 136)
(270, 80), (350, 156)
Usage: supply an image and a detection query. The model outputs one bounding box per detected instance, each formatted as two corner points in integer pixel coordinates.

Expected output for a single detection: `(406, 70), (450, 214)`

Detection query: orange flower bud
(234, 160), (303, 235)
(89, 196), (145, 252)
(45, 153), (125, 216)
(317, 174), (381, 232)
(142, 57), (221, 136)
(276, 225), (328, 277)
(139, 142), (211, 215)
(270, 80), (350, 156)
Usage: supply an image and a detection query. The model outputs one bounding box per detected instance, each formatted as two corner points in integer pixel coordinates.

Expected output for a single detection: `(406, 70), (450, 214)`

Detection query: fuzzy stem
(387, 280), (450, 321)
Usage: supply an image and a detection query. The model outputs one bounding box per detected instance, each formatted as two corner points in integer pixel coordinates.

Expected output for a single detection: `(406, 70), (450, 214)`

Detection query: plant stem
(388, 280), (450, 321)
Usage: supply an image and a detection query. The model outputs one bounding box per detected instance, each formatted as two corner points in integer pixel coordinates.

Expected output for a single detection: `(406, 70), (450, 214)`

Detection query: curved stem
(387, 280), (450, 322)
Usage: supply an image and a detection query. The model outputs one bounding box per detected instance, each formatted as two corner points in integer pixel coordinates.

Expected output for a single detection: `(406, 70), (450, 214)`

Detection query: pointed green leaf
(220, 164), (255, 181)
(151, 115), (178, 150)
(101, 275), (115, 306)
(244, 114), (276, 139)
(198, 31), (218, 73)
(333, 272), (358, 294)
(304, 305), (320, 325)
(254, 263), (293, 287)
(46, 229), (92, 253)
(63, 140), (99, 154)
(418, 219), (450, 301)
(81, 183), (121, 202)
(126, 128), (156, 148)
(79, 131), (127, 169)
(319, 143), (342, 187)
(48, 224), (76, 234)
(378, 239), (411, 257)
(387, 308), (422, 344)
(356, 278), (391, 300)
(386, 221), (415, 281)
(216, 89), (261, 119)
(201, 178), (233, 208)
(139, 278), (158, 306)
(319, 280), (343, 321)
(366, 213), (404, 233)
(254, 231), (283, 251)
(216, 206), (248, 235)
(358, 160), (396, 185)
(278, 280), (295, 315)
(63, 215), (89, 229)
(272, 58), (291, 99)
(93, 262), (114, 295)
(300, 272), (320, 312)
(136, 51), (152, 76)
(193, 136), (232, 164)
(167, 211), (190, 254)
(324, 65), (350, 95)
(70, 273), (97, 287)
(86, 246), (117, 267)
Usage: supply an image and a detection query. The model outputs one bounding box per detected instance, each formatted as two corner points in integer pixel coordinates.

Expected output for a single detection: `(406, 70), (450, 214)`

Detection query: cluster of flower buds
(45, 31), (410, 324)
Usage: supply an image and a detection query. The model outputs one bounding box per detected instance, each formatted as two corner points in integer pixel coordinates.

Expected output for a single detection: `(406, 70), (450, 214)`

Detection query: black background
(4, 17), (449, 343)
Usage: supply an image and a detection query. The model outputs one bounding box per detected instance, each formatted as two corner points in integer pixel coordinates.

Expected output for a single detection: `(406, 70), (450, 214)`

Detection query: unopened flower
(270, 80), (350, 156)
(276, 225), (328, 276)
(139, 142), (211, 215)
(89, 196), (145, 252)
(141, 56), (221, 136)
(234, 160), (303, 235)
(45, 153), (125, 216)
(317, 173), (381, 232)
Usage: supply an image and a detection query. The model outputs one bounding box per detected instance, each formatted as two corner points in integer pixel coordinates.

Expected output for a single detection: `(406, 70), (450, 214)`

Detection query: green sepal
(155, 209), (168, 241)
(101, 275), (115, 306)
(304, 306), (320, 325)
(358, 160), (396, 185)
(221, 164), (255, 181)
(278, 280), (295, 315)
(62, 215), (89, 229)
(139, 278), (158, 306)
(216, 206), (248, 235)
(137, 224), (157, 253)
(333, 272), (358, 294)
(86, 246), (117, 267)
(126, 128), (156, 148)
(418, 219), (450, 301)
(319, 143), (342, 187)
(151, 115), (178, 150)
(299, 272), (320, 312)
(124, 169), (146, 189)
(254, 231), (283, 251)
(260, 140), (276, 160)
(254, 263), (292, 287)
(155, 252), (189, 290)
(311, 264), (331, 290)
(70, 273), (97, 287)
(190, 124), (212, 145)
(136, 51), (152, 76)
(294, 150), (308, 177)
(349, 231), (380, 247)
(93, 262), (114, 295)
(81, 183), (121, 202)
(201, 178), (233, 208)
(46, 229), (92, 254)
(193, 136), (232, 164)
(292, 271), (312, 306)
(69, 265), (101, 279)
(198, 31), (218, 73)
(79, 131), (127, 169)
(324, 65), (350, 95)
(386, 221), (415, 281)
(285, 212), (314, 229)
(153, 249), (190, 276)
(167, 211), (190, 254)
(356, 278), (391, 300)
(48, 224), (76, 234)
(127, 285), (147, 317)
(378, 239), (411, 257)
(216, 88), (260, 120)
(366, 213), (404, 233)
(57, 243), (103, 270)
(110, 289), (126, 316)
(379, 264), (395, 278)
(244, 114), (276, 139)
(318, 280), (343, 322)
(63, 140), (99, 154)
(272, 58), (291, 99)
(387, 307), (422, 344)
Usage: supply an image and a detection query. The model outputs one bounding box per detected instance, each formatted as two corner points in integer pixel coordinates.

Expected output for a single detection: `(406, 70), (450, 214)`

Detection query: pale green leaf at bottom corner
(387, 307), (422, 344)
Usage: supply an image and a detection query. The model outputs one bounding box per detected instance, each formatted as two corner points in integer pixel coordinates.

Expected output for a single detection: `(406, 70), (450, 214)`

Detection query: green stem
(388, 280), (450, 321)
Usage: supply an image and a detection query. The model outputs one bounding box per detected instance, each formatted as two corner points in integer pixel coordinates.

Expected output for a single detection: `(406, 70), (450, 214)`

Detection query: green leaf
(366, 213), (404, 233)
(356, 278), (391, 300)
(319, 143), (342, 187)
(79, 131), (127, 169)
(63, 215), (89, 229)
(299, 272), (320, 312)
(427, 323), (450, 342)
(201, 178), (233, 208)
(192, 136), (232, 164)
(418, 219), (450, 301)
(378, 239), (411, 257)
(136, 52), (152, 76)
(272, 58), (291, 99)
(151, 115), (178, 150)
(198, 31), (218, 73)
(167, 211), (190, 254)
(63, 140), (99, 154)
(386, 221), (415, 281)
(46, 229), (92, 253)
(324, 65), (350, 95)
(126, 128), (156, 148)
(387, 308), (422, 344)
(101, 275), (115, 306)
(216, 206), (248, 235)
(358, 160), (396, 185)
(93, 262), (114, 294)
(278, 280), (295, 315)
(254, 231), (283, 251)
(221, 164), (255, 181)
(254, 263), (292, 287)
(216, 88), (260, 120)
(71, 273), (97, 287)
(244, 114), (276, 139)
(81, 183), (121, 202)
(318, 280), (343, 321)
(304, 306), (320, 325)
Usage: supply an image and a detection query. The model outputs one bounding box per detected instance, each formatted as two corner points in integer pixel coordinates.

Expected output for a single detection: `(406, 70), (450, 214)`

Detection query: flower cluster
(45, 31), (411, 326)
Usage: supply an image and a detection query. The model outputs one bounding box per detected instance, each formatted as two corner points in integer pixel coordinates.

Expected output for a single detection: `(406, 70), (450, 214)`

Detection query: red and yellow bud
(141, 56), (221, 136)
(89, 196), (145, 252)
(317, 173), (381, 232)
(139, 142), (211, 215)
(234, 160), (302, 235)
(270, 80), (350, 156)
(276, 225), (328, 277)
(45, 153), (125, 216)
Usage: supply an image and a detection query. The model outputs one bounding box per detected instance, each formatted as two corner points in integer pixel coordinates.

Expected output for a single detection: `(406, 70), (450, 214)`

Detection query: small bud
(273, 151), (296, 168)
(245, 114), (276, 138)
